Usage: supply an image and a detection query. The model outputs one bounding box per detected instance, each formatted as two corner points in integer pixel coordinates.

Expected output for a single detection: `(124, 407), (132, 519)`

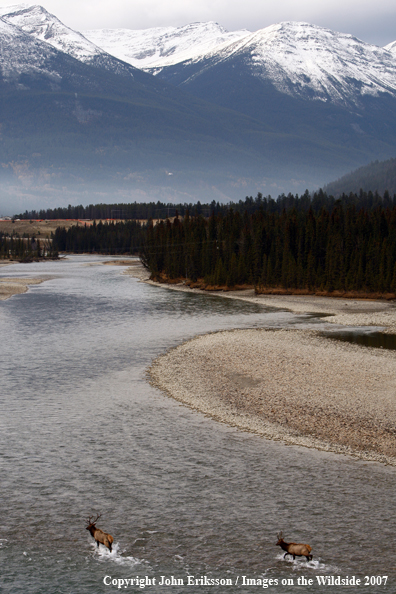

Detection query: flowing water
(0, 256), (394, 593)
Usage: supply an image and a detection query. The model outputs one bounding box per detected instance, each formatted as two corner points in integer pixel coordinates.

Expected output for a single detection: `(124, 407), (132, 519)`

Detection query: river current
(0, 256), (394, 594)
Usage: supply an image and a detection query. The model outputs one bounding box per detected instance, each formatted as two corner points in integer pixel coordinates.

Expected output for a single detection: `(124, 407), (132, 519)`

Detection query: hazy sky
(1, 0), (395, 46)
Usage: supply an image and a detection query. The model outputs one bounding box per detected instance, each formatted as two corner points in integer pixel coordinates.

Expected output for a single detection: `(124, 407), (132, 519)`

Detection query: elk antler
(87, 513), (102, 526)
(277, 531), (283, 539)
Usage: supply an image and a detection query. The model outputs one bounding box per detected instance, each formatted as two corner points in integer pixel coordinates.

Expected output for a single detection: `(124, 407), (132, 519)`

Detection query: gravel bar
(149, 328), (396, 466)
(0, 277), (46, 300)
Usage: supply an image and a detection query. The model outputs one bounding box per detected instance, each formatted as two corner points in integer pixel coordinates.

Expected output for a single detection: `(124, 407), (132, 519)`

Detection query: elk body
(86, 514), (114, 552)
(276, 532), (313, 561)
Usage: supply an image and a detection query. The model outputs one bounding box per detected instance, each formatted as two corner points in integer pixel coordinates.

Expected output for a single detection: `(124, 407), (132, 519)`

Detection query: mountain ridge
(1, 4), (396, 211)
(151, 21), (396, 107)
(82, 21), (250, 71)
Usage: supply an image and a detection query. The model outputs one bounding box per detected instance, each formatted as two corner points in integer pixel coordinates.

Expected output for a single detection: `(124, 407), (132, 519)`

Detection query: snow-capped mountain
(0, 16), (64, 82)
(0, 3), (138, 75)
(384, 40), (396, 54)
(3, 5), (395, 108)
(155, 22), (396, 108)
(82, 21), (249, 71)
(2, 4), (396, 209)
(0, 3), (104, 61)
(0, 5), (300, 208)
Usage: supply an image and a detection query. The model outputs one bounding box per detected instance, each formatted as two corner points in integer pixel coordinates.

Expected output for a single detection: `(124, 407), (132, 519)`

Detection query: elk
(276, 532), (313, 561)
(86, 514), (114, 552)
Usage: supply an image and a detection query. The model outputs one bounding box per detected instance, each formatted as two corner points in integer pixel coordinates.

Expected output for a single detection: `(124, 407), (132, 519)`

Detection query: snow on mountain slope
(0, 3), (138, 76)
(0, 16), (62, 81)
(3, 6), (394, 109)
(0, 4), (105, 61)
(384, 40), (396, 54)
(82, 21), (249, 70)
(161, 22), (396, 107)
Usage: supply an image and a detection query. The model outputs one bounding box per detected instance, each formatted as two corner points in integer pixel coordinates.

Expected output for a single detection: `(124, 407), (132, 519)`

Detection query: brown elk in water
(86, 514), (114, 552)
(276, 532), (313, 561)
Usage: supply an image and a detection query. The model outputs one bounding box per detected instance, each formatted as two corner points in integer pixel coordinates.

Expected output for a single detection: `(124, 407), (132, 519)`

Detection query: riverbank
(125, 261), (396, 332)
(0, 277), (46, 300)
(149, 328), (396, 465)
(123, 262), (396, 464)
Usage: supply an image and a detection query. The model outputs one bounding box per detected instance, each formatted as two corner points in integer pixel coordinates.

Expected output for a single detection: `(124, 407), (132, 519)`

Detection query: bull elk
(276, 532), (313, 561)
(86, 514), (114, 552)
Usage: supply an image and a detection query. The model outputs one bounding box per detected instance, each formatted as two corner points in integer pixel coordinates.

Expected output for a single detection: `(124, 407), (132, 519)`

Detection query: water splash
(275, 553), (340, 573)
(90, 541), (143, 567)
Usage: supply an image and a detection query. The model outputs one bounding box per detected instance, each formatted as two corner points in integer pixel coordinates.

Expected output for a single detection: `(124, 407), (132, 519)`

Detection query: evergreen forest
(141, 199), (396, 295)
(9, 190), (396, 296)
(52, 220), (146, 254)
(0, 232), (58, 260)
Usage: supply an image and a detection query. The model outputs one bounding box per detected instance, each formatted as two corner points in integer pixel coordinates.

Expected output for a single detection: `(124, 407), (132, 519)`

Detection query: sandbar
(0, 277), (46, 300)
(149, 329), (396, 465)
(124, 262), (396, 464)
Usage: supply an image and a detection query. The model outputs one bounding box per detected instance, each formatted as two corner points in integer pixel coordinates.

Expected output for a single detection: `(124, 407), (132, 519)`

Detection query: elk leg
(108, 544), (112, 553)
(96, 540), (100, 548)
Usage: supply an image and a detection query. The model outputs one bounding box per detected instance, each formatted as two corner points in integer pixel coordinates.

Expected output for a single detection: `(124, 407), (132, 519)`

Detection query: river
(0, 256), (394, 593)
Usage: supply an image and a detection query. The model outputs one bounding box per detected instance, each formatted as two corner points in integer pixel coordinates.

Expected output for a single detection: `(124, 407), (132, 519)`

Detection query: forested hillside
(325, 158), (396, 197)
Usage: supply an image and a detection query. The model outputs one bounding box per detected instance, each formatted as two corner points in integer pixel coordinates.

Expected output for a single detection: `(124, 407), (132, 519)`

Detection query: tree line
(141, 200), (396, 295)
(52, 220), (146, 254)
(21, 189), (396, 296)
(0, 232), (58, 260)
(14, 189), (396, 221)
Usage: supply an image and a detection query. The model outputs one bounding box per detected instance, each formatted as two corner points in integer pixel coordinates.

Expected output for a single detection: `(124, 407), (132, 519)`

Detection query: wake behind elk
(276, 532), (313, 561)
(86, 514), (114, 552)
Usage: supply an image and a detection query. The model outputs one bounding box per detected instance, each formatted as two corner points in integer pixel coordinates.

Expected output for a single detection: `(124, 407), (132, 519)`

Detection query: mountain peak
(82, 21), (250, 69)
(0, 3), (106, 62)
(191, 20), (396, 106)
(384, 40), (396, 54)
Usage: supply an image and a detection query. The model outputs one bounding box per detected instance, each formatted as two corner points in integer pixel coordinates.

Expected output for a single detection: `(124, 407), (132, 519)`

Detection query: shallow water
(322, 329), (396, 350)
(0, 256), (394, 593)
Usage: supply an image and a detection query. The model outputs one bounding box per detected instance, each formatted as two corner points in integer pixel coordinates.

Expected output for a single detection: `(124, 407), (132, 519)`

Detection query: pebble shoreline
(149, 328), (396, 466)
(122, 263), (396, 465)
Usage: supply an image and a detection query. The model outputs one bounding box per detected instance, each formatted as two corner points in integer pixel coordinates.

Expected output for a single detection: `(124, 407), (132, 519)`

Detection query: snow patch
(162, 21), (396, 106)
(82, 21), (250, 69)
